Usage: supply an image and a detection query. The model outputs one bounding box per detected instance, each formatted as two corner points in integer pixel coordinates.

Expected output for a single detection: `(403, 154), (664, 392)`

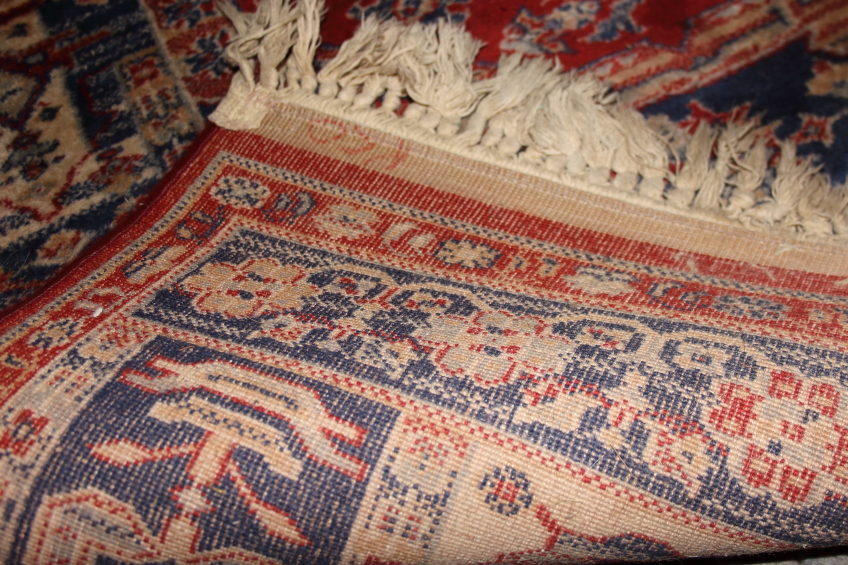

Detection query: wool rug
(0, 0), (234, 310)
(1, 1), (848, 563)
(2, 0), (848, 314)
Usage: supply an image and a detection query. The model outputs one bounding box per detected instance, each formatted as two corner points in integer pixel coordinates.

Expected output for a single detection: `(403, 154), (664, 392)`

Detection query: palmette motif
(0, 105), (846, 565)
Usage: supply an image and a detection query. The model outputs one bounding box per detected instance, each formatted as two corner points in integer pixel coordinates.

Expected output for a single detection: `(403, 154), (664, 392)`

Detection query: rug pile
(0, 0), (233, 309)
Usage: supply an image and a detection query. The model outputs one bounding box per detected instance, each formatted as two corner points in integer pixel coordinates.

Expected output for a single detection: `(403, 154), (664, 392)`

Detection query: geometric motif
(13, 338), (397, 564)
(127, 212), (848, 541)
(114, 155), (848, 544)
(5, 0), (848, 327)
(0, 0), (231, 311)
(480, 466), (534, 516)
(1, 101), (847, 563)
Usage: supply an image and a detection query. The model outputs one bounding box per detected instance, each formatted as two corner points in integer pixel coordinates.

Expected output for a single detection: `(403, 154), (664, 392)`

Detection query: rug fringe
(210, 0), (848, 245)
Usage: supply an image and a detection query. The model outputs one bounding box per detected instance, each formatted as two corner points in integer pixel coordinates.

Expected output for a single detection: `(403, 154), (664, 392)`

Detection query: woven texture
(0, 0), (233, 310)
(1, 97), (847, 563)
(2, 0), (848, 311)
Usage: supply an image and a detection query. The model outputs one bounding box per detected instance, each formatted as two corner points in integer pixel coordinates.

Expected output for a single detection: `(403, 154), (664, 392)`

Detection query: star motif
(790, 112), (846, 147)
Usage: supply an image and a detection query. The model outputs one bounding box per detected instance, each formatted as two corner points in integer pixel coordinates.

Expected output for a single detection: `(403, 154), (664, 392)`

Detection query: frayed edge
(211, 0), (848, 246)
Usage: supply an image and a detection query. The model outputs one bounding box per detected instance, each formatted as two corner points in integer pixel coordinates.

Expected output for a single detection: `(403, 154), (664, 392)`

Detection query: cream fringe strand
(211, 0), (848, 246)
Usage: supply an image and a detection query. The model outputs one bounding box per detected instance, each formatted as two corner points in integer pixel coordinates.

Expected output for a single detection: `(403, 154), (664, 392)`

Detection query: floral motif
(211, 175), (270, 209)
(426, 311), (566, 387)
(0, 409), (49, 457)
(480, 466), (534, 516)
(179, 258), (317, 318)
(434, 239), (500, 270)
(313, 204), (378, 241)
(705, 368), (847, 506)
